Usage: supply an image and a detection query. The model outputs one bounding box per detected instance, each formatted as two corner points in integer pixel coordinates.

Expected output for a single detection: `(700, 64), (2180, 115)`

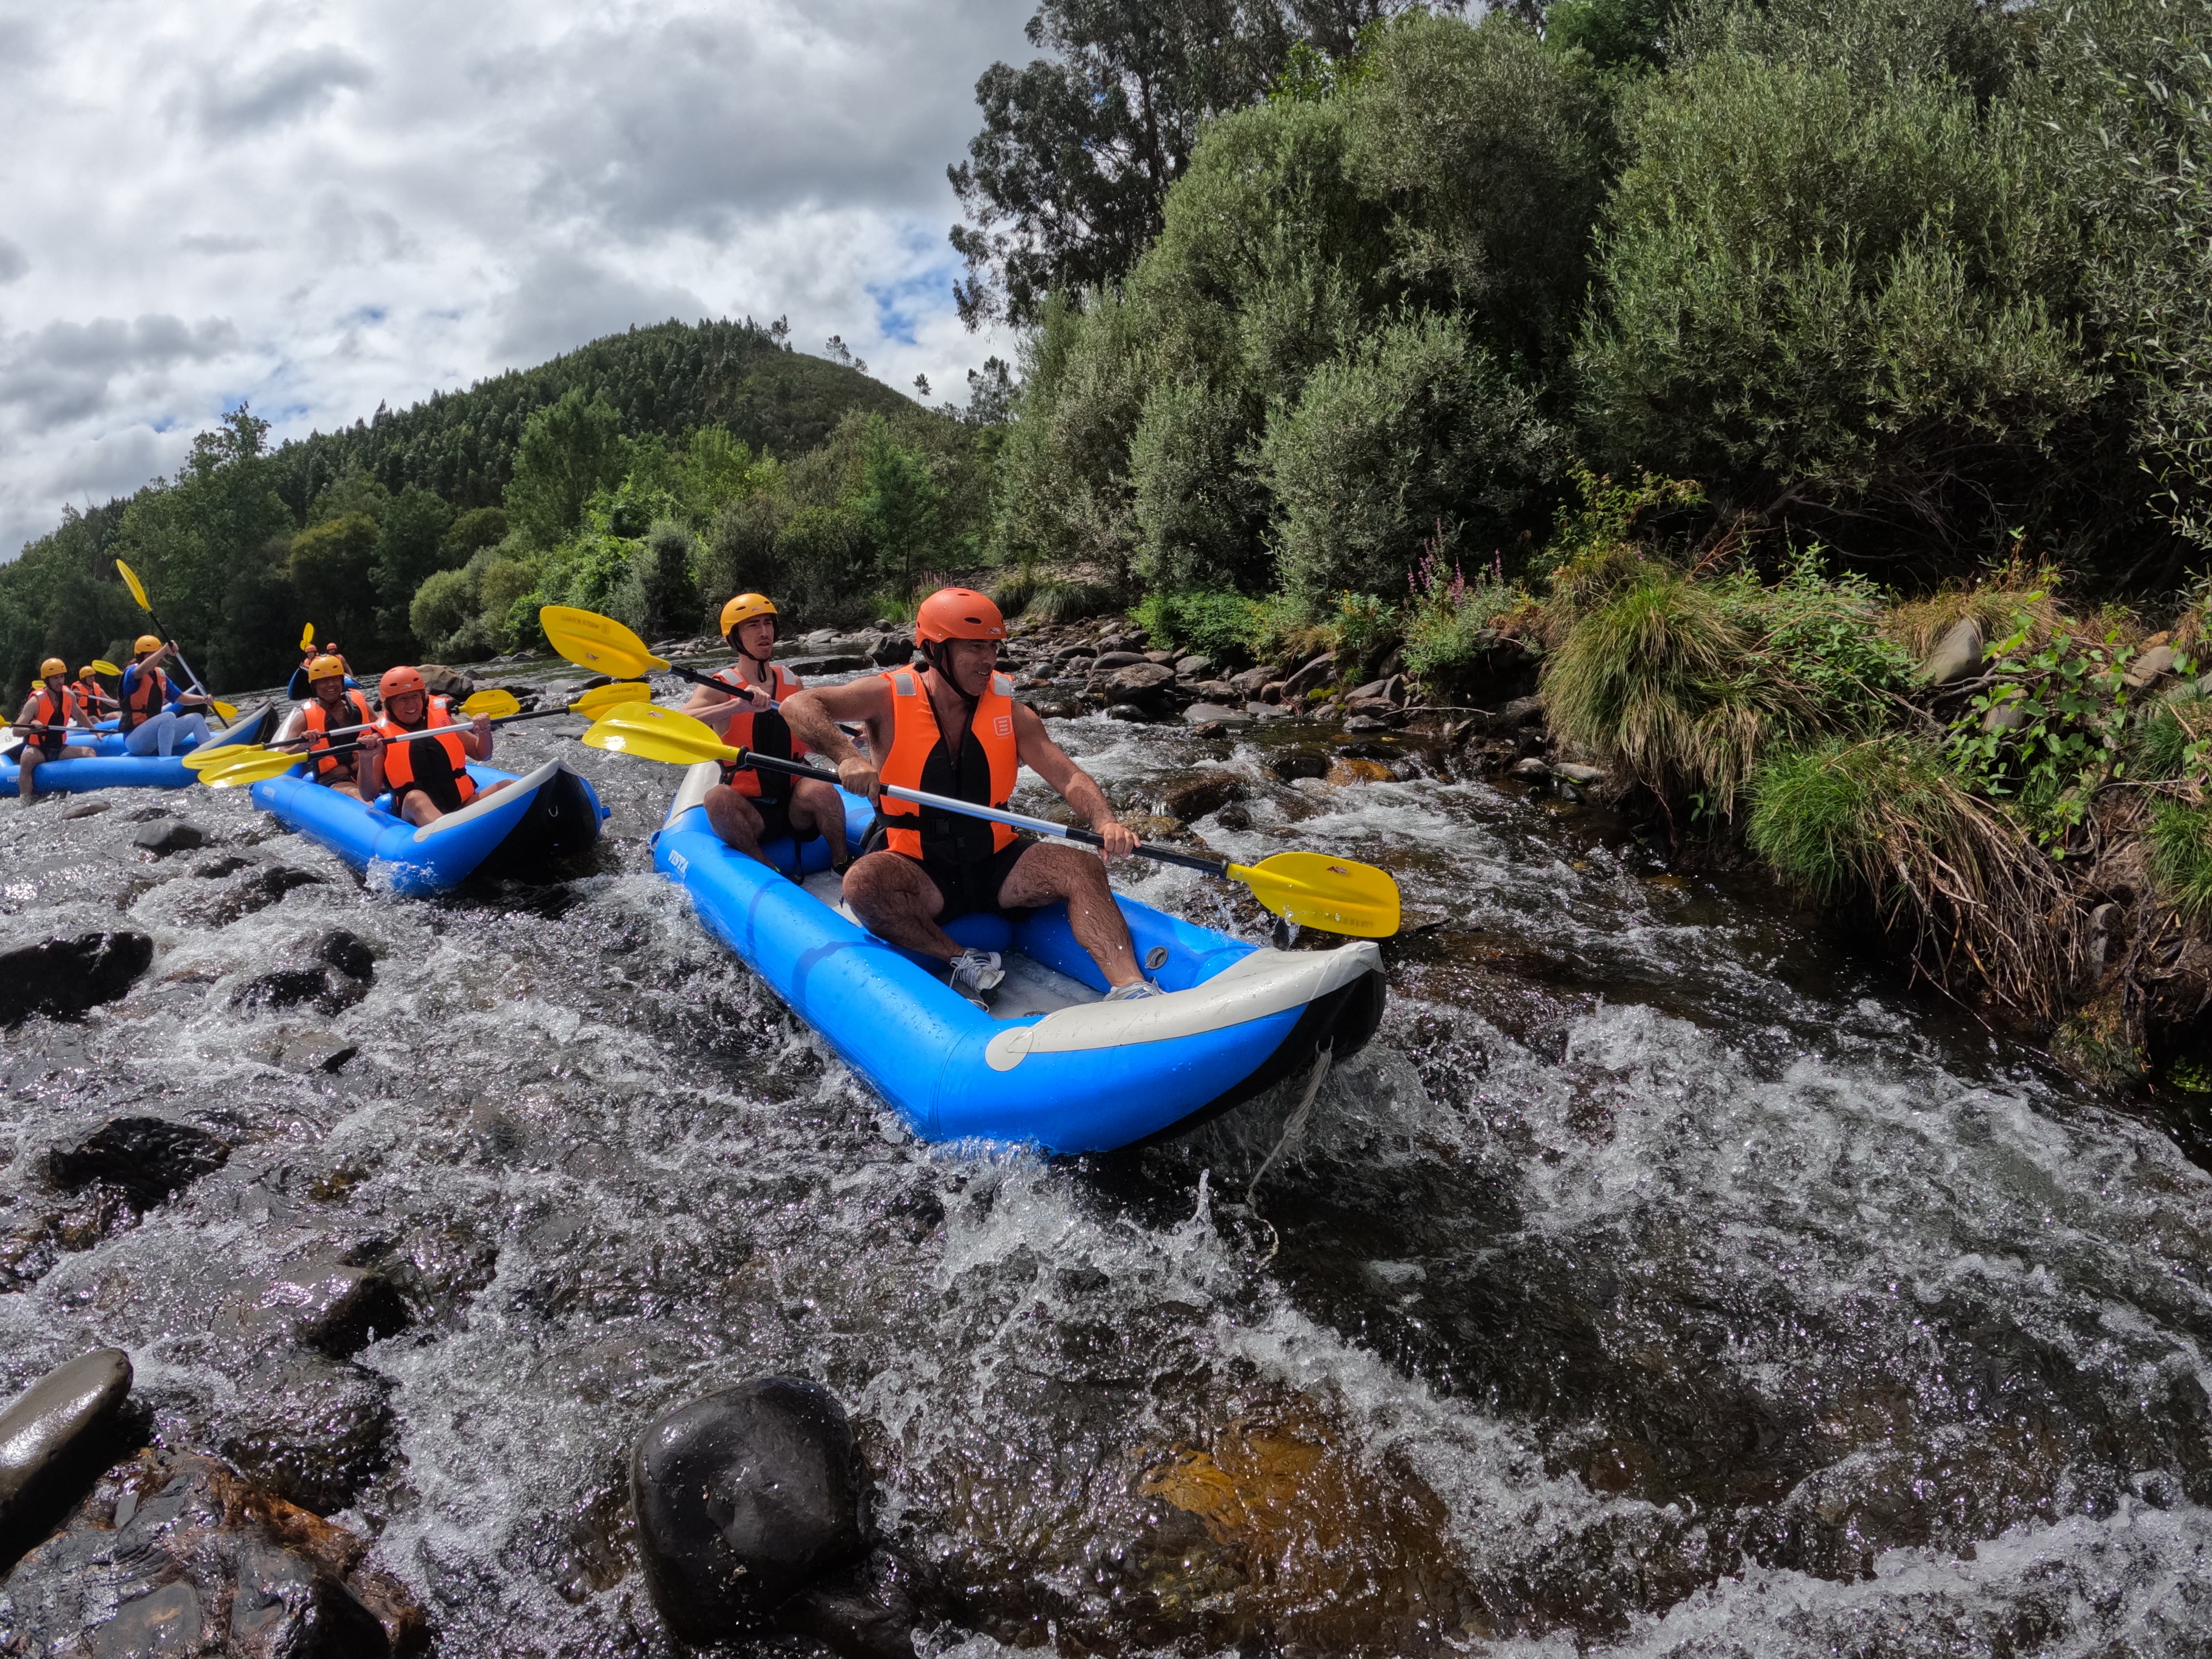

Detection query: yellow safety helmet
(719, 593), (778, 635)
(37, 657), (66, 680)
(307, 654), (348, 681)
(133, 634), (162, 656)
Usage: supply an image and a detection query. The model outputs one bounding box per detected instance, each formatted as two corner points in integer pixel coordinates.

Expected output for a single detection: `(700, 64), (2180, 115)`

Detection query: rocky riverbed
(3, 633), (2212, 1655)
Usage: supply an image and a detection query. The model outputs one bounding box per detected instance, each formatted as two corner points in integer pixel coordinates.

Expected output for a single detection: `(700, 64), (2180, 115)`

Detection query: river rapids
(4, 675), (2212, 1657)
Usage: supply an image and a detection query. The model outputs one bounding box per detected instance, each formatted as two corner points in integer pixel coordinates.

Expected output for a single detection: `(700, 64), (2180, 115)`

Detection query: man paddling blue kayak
(781, 586), (1158, 1008)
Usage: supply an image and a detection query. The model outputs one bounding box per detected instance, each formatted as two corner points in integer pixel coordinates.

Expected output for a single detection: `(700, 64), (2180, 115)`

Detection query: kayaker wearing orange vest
(118, 636), (212, 757)
(71, 667), (116, 715)
(274, 654), (376, 798)
(355, 666), (512, 826)
(681, 593), (851, 870)
(10, 659), (99, 799)
(781, 587), (1154, 1005)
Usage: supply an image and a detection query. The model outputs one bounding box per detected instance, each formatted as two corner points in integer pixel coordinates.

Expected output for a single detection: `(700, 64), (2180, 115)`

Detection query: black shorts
(751, 794), (817, 847)
(390, 774), (467, 816)
(899, 839), (1033, 924)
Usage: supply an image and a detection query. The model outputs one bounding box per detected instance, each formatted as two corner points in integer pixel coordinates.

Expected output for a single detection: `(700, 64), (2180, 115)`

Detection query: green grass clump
(1131, 589), (1261, 664)
(1029, 578), (1121, 625)
(1543, 570), (1805, 817)
(989, 567), (1038, 618)
(1749, 737), (1963, 902)
(2150, 800), (2212, 918)
(2133, 687), (2212, 782)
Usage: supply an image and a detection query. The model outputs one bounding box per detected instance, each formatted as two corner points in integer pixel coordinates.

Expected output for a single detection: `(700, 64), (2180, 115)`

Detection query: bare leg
(398, 792), (444, 827)
(841, 851), (961, 960)
(702, 784), (768, 860)
(998, 842), (1140, 987)
(784, 778), (850, 867)
(17, 749), (41, 800)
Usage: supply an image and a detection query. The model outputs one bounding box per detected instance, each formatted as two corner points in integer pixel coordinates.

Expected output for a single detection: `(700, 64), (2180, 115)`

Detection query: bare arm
(1013, 704), (1138, 859)
(682, 679), (765, 732)
(10, 696), (36, 733)
(782, 681), (890, 798)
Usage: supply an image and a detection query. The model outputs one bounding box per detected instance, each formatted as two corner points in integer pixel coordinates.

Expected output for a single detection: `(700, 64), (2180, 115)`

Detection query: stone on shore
(1921, 618), (1985, 684)
(631, 1377), (880, 1646)
(2125, 644), (2177, 689)
(1180, 702), (1249, 727)
(0, 931), (154, 1025)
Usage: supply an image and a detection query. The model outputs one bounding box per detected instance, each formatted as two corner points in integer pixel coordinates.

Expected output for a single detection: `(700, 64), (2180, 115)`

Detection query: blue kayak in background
(0, 706), (280, 797)
(249, 757), (608, 895)
(651, 761), (1385, 1153)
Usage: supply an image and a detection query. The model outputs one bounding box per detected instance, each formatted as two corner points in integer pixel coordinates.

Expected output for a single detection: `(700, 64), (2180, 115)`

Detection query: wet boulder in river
(632, 1377), (906, 1652)
(132, 819), (206, 855)
(0, 1348), (133, 1565)
(0, 930), (153, 1025)
(49, 1117), (229, 1210)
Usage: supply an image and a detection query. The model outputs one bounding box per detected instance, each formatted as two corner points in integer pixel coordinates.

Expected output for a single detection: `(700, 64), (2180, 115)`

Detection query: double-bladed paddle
(113, 559), (238, 724)
(582, 702), (1401, 939)
(193, 682), (650, 787)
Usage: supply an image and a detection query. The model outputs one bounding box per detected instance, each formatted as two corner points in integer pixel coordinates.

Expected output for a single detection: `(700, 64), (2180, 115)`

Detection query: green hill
(0, 318), (990, 692)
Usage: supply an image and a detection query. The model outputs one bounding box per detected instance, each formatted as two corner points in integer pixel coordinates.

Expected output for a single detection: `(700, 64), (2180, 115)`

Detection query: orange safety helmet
(307, 654), (348, 682)
(378, 665), (427, 702)
(133, 634), (162, 657)
(914, 587), (1005, 644)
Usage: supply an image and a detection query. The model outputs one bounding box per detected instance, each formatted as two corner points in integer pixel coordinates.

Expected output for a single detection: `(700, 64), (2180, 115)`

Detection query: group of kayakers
(14, 584), (1155, 1000)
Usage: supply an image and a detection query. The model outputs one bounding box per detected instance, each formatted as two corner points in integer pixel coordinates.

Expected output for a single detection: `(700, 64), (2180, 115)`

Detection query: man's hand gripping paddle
(583, 701), (1401, 939)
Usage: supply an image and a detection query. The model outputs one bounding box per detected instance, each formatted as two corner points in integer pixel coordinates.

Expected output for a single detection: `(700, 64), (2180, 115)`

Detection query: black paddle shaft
(302, 703), (574, 764)
(727, 746), (1235, 876)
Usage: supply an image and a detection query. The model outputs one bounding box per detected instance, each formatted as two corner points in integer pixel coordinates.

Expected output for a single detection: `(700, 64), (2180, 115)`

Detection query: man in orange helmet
(275, 654), (377, 798)
(781, 586), (1154, 1004)
(356, 666), (510, 826)
(11, 658), (99, 799)
(681, 592), (850, 870)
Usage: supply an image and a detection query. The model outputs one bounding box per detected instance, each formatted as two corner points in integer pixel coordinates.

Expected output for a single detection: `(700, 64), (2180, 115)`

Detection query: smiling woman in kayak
(781, 587), (1155, 1005)
(275, 654), (375, 799)
(12, 659), (99, 799)
(681, 592), (849, 872)
(355, 666), (511, 826)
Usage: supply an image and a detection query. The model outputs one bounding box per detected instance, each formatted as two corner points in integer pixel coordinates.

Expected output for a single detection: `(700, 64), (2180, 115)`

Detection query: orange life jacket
(26, 686), (81, 754)
(303, 690), (375, 778)
(711, 662), (807, 798)
(374, 698), (477, 806)
(878, 667), (1019, 862)
(120, 664), (168, 732)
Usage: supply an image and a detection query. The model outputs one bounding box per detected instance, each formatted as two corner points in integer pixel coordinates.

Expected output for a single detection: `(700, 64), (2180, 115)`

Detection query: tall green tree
(505, 390), (632, 547)
(370, 486), (458, 650)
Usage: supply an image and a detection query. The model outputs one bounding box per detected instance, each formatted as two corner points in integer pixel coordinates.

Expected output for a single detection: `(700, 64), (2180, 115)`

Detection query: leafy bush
(1028, 579), (1122, 626)
(1946, 622), (2137, 849)
(2150, 800), (2212, 918)
(1725, 545), (1914, 732)
(1131, 590), (1263, 665)
(1542, 569), (1808, 817)
(1538, 466), (1705, 635)
(408, 567), (480, 660)
(1261, 313), (1562, 605)
(1402, 548), (1521, 683)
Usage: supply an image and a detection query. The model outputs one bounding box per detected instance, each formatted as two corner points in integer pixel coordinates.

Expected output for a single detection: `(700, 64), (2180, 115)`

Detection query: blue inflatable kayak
(651, 762), (1386, 1153)
(0, 706), (280, 798)
(250, 757), (608, 895)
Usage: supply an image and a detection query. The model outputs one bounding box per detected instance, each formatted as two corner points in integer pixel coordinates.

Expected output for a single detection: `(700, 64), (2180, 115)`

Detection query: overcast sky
(0, 0), (1034, 558)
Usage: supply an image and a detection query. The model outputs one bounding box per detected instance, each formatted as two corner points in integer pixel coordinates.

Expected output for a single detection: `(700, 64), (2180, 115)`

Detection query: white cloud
(0, 0), (1033, 558)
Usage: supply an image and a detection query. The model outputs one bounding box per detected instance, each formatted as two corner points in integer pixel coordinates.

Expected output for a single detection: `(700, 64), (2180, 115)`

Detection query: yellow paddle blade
(194, 748), (309, 788)
(115, 558), (151, 611)
(1227, 851), (1401, 939)
(582, 701), (737, 766)
(90, 659), (121, 677)
(570, 680), (653, 716)
(541, 606), (669, 679)
(461, 688), (522, 718)
(182, 741), (269, 771)
(209, 698), (239, 724)
(299, 623), (316, 652)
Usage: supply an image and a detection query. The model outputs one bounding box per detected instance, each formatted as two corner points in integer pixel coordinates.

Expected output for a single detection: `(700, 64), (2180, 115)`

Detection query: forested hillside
(0, 319), (1000, 692)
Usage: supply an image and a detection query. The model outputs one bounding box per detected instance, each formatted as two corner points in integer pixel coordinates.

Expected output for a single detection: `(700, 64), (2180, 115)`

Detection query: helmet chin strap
(921, 640), (985, 712)
(732, 626), (777, 669)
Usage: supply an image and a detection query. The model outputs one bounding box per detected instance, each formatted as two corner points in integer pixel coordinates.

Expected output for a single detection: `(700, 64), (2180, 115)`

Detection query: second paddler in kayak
(11, 658), (100, 799)
(355, 666), (514, 826)
(781, 586), (1158, 1007)
(680, 592), (851, 872)
(273, 654), (377, 799)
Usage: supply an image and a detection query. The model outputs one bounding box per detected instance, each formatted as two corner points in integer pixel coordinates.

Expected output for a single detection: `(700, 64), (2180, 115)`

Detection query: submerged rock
(219, 1354), (396, 1516)
(0, 931), (154, 1025)
(0, 1348), (133, 1563)
(132, 820), (207, 855)
(632, 1377), (908, 1653)
(0, 1449), (425, 1655)
(49, 1118), (230, 1210)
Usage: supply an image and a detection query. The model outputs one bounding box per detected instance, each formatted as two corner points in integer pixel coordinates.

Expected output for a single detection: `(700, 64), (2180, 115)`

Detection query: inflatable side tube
(251, 759), (607, 895)
(0, 704), (277, 797)
(652, 785), (1386, 1153)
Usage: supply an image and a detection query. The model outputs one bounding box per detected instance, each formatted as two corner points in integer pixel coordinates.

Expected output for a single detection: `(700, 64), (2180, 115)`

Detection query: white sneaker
(948, 948), (1004, 1001)
(1102, 978), (1164, 1002)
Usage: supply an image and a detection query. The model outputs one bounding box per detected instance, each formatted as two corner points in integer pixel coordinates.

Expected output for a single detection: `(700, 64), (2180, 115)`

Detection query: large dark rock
(631, 1377), (880, 1647)
(0, 1349), (133, 1566)
(1158, 774), (1249, 822)
(0, 1450), (425, 1655)
(220, 1261), (410, 1360)
(219, 1355), (396, 1516)
(0, 932), (153, 1025)
(131, 820), (206, 856)
(49, 1118), (229, 1210)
